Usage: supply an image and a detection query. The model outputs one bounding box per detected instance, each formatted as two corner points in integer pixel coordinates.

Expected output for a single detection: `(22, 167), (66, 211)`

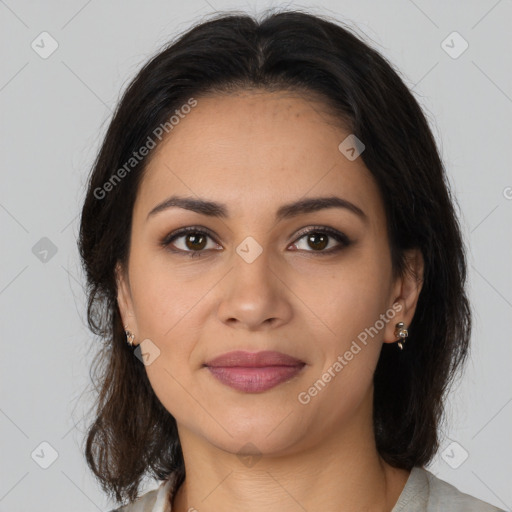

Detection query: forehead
(134, 91), (384, 226)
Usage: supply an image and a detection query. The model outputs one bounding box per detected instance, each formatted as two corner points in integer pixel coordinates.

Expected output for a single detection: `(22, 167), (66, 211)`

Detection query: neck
(171, 393), (410, 512)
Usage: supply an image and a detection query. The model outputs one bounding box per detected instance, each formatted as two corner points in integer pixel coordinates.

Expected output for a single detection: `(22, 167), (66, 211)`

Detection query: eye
(290, 226), (351, 254)
(161, 225), (352, 258)
(161, 227), (221, 258)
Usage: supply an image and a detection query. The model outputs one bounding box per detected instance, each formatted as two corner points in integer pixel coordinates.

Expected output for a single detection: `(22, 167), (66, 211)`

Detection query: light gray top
(108, 466), (505, 512)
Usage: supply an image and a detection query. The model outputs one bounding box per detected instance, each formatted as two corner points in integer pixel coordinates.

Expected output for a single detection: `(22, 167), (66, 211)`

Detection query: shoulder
(394, 466), (505, 512)
(107, 487), (160, 512)
(424, 468), (505, 512)
(106, 476), (176, 512)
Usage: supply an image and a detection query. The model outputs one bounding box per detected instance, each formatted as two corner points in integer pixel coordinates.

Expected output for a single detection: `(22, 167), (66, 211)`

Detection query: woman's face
(116, 90), (422, 456)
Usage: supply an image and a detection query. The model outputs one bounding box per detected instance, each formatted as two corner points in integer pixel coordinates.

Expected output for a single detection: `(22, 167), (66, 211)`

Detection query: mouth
(203, 350), (306, 393)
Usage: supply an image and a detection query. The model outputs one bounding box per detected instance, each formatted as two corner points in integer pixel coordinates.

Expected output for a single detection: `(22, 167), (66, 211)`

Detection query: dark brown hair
(78, 8), (471, 506)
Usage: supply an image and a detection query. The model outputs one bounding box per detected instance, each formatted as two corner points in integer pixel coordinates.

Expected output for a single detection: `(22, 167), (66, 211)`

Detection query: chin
(197, 412), (310, 458)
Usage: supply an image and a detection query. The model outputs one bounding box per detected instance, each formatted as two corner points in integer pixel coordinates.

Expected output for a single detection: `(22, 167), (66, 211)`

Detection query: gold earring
(394, 322), (408, 350)
(124, 325), (135, 346)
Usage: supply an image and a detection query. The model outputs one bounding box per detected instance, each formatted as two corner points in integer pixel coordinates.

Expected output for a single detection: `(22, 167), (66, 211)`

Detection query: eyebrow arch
(146, 195), (367, 223)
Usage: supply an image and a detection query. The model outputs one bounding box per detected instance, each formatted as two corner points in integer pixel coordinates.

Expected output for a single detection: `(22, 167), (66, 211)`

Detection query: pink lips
(204, 350), (305, 393)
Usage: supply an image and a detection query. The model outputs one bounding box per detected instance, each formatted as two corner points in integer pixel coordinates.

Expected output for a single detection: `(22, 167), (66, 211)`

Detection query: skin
(116, 90), (424, 512)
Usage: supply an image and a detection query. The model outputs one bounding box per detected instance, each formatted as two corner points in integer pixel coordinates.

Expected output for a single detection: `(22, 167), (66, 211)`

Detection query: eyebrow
(146, 195), (367, 223)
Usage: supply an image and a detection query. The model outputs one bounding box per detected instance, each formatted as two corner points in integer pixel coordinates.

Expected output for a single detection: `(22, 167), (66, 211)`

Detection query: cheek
(297, 248), (392, 346)
(128, 245), (209, 338)
(299, 257), (391, 422)
(313, 288), (387, 381)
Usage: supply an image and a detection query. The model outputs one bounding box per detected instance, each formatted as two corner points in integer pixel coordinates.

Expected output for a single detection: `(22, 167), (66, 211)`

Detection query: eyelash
(160, 225), (352, 258)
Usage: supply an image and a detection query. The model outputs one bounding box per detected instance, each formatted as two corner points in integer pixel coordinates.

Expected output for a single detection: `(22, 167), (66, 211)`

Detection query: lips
(205, 350), (304, 368)
(204, 350), (306, 393)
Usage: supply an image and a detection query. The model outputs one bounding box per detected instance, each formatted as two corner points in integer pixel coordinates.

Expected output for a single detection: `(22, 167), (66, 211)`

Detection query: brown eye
(306, 232), (329, 251)
(184, 233), (207, 251)
(291, 227), (351, 254)
(161, 227), (220, 257)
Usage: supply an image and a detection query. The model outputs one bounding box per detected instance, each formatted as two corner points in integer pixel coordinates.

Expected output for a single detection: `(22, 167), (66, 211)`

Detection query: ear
(115, 262), (138, 343)
(383, 248), (424, 344)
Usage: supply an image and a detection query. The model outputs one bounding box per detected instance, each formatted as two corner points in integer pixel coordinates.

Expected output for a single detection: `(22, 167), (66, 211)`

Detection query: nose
(216, 246), (293, 331)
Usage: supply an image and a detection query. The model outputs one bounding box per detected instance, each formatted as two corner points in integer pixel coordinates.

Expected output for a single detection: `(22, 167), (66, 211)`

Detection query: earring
(394, 322), (408, 350)
(124, 325), (135, 346)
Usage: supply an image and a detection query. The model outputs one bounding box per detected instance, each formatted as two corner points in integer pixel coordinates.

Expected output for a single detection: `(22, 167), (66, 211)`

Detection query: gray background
(1, 0), (511, 511)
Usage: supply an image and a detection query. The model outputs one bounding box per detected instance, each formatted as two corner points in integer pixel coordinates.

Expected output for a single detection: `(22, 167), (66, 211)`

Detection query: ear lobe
(384, 248), (424, 343)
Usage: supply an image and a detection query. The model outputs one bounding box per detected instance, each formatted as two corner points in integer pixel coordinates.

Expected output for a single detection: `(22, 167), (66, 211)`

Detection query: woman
(78, 9), (504, 512)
